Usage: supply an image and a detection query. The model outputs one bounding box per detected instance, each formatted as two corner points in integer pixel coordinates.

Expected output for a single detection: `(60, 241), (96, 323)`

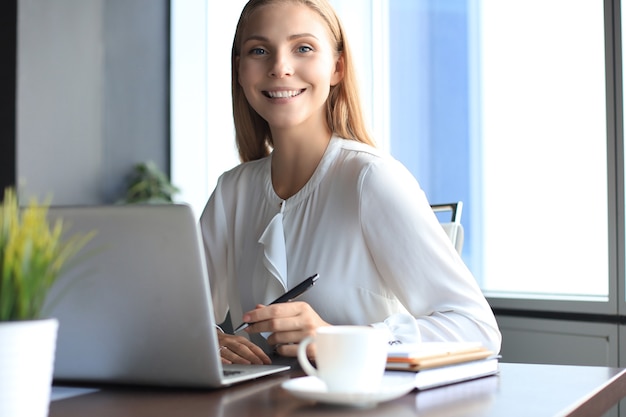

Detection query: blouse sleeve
(359, 158), (502, 353)
(199, 175), (231, 324)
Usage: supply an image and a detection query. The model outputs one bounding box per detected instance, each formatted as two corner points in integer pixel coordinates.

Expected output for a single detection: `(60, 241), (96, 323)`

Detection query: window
(386, 0), (611, 310)
(172, 0), (619, 313)
(170, 0), (243, 218)
(479, 1), (608, 300)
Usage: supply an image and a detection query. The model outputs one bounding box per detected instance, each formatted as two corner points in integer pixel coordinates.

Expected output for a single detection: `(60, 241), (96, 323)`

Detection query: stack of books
(386, 342), (499, 390)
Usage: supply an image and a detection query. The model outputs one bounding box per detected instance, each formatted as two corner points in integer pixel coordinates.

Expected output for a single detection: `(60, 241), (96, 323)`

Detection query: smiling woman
(232, 1), (376, 175)
(170, 0), (626, 380)
(170, 0), (385, 218)
(194, 0), (500, 366)
(232, 2), (344, 162)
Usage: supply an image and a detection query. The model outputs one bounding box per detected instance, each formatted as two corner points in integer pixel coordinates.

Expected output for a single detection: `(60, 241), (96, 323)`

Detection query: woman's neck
(270, 129), (332, 200)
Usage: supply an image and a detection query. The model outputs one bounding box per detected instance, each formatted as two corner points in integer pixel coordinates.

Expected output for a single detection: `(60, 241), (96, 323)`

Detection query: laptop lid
(43, 204), (289, 388)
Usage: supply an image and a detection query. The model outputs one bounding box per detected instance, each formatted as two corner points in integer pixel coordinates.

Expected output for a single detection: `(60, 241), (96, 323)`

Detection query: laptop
(43, 204), (290, 388)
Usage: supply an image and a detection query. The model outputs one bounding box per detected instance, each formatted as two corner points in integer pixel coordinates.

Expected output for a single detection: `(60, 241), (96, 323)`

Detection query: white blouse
(199, 136), (502, 353)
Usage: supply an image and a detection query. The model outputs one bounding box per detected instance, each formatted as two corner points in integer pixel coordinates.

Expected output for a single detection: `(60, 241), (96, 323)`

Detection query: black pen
(233, 273), (319, 333)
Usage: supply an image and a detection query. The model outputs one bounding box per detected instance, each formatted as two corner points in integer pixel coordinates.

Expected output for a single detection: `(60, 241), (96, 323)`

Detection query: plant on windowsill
(120, 161), (180, 204)
(0, 187), (94, 417)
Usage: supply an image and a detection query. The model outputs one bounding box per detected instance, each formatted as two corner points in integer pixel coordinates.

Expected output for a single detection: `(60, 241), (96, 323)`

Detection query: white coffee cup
(297, 326), (388, 393)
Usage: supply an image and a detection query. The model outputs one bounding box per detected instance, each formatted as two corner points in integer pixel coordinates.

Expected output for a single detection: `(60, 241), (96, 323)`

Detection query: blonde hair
(231, 0), (375, 162)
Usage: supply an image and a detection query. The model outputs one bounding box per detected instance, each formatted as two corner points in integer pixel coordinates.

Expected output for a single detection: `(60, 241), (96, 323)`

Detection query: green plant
(121, 161), (180, 204)
(0, 188), (94, 321)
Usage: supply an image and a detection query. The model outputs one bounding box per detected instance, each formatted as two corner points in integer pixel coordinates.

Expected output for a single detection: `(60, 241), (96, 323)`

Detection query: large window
(388, 0), (609, 302)
(479, 1), (608, 299)
(172, 0), (621, 313)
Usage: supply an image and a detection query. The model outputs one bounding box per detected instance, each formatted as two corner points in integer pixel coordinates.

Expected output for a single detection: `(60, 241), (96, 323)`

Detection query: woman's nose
(269, 53), (294, 78)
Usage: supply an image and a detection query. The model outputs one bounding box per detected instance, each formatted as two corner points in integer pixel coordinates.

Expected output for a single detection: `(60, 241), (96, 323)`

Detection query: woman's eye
(297, 46), (313, 53)
(249, 48), (266, 55)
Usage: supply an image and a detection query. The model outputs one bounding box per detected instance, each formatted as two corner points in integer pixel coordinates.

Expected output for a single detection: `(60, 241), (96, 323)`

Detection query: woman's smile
(262, 89), (306, 99)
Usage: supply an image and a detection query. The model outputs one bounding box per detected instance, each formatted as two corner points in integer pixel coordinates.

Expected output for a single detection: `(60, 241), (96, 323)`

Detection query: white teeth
(266, 90), (302, 98)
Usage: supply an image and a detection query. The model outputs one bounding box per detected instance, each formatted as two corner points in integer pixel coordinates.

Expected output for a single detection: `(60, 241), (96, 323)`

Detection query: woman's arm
(359, 159), (502, 353)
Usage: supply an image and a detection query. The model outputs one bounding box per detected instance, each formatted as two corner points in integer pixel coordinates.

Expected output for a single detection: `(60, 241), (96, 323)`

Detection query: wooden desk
(49, 363), (626, 417)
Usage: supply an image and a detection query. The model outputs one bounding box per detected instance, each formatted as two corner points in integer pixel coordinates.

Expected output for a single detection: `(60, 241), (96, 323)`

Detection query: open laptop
(43, 204), (290, 388)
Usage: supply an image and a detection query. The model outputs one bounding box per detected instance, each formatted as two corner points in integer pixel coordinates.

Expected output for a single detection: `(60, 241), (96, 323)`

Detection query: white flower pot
(0, 318), (59, 417)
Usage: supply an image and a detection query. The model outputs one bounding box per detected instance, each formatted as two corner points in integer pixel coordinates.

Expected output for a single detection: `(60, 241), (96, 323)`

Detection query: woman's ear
(330, 53), (345, 86)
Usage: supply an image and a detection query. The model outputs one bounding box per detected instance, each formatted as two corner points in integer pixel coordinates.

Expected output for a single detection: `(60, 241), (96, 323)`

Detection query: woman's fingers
(217, 332), (272, 365)
(245, 302), (327, 333)
(241, 302), (330, 357)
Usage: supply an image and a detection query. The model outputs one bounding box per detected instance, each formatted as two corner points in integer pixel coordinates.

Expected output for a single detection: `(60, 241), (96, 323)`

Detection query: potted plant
(120, 161), (180, 204)
(0, 187), (93, 417)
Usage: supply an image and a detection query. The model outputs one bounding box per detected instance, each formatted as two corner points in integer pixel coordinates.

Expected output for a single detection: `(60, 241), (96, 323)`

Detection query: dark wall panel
(0, 0), (17, 192)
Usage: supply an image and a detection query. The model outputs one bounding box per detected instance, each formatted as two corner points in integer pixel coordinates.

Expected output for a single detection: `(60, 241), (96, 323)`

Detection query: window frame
(487, 0), (622, 318)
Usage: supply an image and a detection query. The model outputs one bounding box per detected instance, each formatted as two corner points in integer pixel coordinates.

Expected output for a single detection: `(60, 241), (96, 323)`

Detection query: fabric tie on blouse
(257, 202), (288, 305)
(254, 203), (288, 343)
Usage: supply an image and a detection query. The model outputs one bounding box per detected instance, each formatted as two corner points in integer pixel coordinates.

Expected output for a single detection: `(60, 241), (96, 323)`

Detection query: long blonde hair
(231, 0), (375, 162)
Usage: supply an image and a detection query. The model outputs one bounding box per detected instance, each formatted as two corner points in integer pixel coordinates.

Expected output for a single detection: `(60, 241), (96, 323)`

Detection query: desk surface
(49, 362), (626, 417)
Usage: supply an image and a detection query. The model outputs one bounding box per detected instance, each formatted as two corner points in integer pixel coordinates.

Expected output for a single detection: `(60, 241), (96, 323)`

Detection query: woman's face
(236, 2), (343, 135)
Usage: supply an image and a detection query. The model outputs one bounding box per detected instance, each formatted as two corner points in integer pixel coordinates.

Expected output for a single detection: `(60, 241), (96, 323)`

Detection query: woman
(200, 0), (501, 365)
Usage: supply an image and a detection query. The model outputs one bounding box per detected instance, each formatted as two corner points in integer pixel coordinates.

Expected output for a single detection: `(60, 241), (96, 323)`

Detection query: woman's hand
(216, 331), (272, 365)
(242, 301), (330, 357)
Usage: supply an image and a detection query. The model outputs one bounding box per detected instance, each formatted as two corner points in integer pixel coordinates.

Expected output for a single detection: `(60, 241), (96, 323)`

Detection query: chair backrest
(431, 202), (464, 255)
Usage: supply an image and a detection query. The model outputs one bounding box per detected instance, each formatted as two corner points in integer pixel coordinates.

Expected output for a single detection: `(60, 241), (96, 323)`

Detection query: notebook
(42, 204), (290, 388)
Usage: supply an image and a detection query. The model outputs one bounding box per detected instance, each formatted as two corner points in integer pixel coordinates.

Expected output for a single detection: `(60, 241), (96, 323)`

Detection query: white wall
(17, 0), (170, 205)
(17, 0), (105, 203)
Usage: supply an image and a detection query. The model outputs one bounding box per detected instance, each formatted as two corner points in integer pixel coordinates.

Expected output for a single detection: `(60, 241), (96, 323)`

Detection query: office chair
(431, 202), (464, 255)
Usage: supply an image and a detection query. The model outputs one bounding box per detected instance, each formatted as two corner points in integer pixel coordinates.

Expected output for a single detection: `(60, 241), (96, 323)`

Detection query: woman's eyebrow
(243, 35), (268, 43)
(288, 33), (319, 41)
(243, 33), (320, 43)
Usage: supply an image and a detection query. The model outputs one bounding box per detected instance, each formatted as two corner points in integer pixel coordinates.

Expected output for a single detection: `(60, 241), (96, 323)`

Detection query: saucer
(281, 374), (415, 407)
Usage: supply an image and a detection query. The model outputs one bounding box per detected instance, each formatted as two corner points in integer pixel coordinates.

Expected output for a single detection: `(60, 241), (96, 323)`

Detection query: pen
(233, 273), (319, 333)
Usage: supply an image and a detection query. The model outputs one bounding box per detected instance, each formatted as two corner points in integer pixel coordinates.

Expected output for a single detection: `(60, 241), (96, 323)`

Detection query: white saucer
(281, 374), (415, 407)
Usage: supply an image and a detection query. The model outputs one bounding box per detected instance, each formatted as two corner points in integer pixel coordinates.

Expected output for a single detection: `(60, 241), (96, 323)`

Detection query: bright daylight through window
(476, 1), (608, 298)
(172, 0), (611, 303)
(385, 0), (608, 300)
